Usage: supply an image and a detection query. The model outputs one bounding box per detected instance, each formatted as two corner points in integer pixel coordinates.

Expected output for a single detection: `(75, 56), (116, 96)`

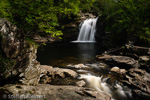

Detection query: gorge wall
(0, 18), (41, 85)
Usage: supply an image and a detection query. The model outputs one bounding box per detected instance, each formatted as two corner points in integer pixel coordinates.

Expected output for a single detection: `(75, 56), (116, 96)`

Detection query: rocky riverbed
(97, 45), (150, 99)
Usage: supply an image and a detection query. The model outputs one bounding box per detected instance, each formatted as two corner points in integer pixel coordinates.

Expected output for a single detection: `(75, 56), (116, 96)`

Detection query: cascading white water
(73, 17), (98, 43)
(79, 73), (132, 100)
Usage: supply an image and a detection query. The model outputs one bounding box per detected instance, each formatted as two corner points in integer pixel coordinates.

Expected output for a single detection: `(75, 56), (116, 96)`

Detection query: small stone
(76, 80), (86, 87)
(110, 67), (120, 73)
(110, 67), (127, 74)
(139, 56), (149, 62)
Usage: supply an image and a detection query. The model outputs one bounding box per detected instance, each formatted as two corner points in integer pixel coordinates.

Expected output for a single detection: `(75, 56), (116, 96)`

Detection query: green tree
(7, 0), (62, 37)
(0, 0), (10, 18)
(79, 0), (96, 12)
(0, 0), (82, 38)
(100, 0), (150, 46)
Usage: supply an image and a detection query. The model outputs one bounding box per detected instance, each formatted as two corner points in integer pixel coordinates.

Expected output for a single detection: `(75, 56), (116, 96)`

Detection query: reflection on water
(76, 43), (96, 61)
(37, 42), (102, 66)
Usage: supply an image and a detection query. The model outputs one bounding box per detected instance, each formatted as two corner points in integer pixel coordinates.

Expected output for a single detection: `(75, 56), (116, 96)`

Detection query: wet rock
(125, 45), (150, 55)
(139, 56), (150, 63)
(110, 67), (127, 80)
(110, 67), (127, 75)
(97, 45), (150, 99)
(76, 88), (111, 100)
(110, 67), (120, 73)
(0, 84), (111, 100)
(76, 80), (86, 87)
(40, 65), (78, 84)
(40, 65), (53, 74)
(0, 18), (41, 85)
(139, 56), (150, 72)
(121, 69), (150, 99)
(97, 54), (139, 69)
(54, 68), (78, 78)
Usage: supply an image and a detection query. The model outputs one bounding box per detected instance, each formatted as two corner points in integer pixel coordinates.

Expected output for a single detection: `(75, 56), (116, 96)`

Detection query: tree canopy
(100, 0), (150, 46)
(0, 0), (82, 38)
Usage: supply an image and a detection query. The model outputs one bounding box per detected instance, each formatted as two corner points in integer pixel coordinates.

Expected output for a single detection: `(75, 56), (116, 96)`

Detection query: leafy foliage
(100, 0), (150, 46)
(0, 0), (11, 18)
(79, 0), (96, 12)
(0, 0), (82, 38)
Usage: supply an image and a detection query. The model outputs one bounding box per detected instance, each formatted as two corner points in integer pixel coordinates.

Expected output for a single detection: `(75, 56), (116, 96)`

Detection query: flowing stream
(37, 18), (138, 100)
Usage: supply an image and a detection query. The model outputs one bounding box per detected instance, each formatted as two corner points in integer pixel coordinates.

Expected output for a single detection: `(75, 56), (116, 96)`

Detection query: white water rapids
(78, 64), (133, 100)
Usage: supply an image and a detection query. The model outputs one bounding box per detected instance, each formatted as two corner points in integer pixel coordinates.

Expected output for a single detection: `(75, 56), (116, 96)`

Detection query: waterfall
(73, 17), (98, 43)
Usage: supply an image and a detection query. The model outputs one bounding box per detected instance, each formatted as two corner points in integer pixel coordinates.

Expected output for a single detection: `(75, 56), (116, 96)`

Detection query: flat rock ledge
(97, 54), (140, 69)
(66, 64), (89, 69)
(0, 84), (111, 100)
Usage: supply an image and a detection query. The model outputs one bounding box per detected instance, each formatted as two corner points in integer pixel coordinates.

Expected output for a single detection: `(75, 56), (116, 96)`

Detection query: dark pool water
(37, 42), (104, 66)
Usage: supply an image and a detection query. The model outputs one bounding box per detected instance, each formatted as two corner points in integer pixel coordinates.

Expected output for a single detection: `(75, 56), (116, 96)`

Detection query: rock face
(0, 18), (41, 85)
(0, 84), (111, 100)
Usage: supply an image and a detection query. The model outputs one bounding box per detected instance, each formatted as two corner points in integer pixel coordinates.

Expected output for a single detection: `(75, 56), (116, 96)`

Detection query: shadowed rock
(97, 54), (140, 69)
(118, 69), (150, 99)
(0, 18), (41, 85)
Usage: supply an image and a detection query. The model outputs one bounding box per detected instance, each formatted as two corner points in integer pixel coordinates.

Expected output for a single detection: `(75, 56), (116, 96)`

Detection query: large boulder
(0, 18), (41, 85)
(40, 65), (78, 84)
